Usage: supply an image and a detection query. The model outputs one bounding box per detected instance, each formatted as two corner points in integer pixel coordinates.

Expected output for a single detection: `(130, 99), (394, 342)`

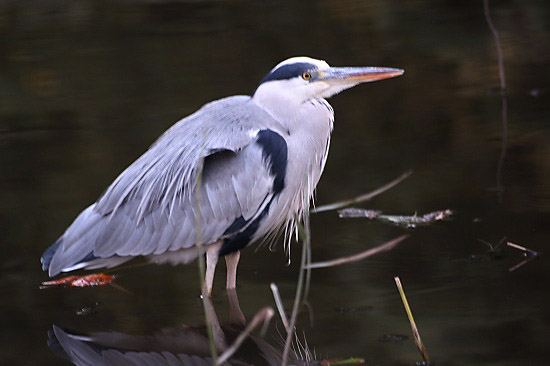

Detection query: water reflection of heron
(47, 290), (308, 366)
(48, 323), (284, 366)
(48, 290), (312, 366)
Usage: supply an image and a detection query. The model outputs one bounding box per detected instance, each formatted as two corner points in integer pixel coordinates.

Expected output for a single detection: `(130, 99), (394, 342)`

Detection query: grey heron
(41, 57), (403, 295)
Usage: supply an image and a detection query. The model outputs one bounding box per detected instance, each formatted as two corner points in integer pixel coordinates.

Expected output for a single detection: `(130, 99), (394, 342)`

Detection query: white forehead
(272, 56), (330, 71)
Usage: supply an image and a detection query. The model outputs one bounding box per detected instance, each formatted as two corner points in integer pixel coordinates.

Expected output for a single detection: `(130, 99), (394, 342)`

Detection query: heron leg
(227, 288), (246, 326)
(225, 250), (240, 290)
(203, 241), (222, 296)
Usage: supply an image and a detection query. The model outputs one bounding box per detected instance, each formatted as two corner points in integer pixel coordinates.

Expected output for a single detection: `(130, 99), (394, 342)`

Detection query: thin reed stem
(270, 283), (290, 331)
(394, 277), (430, 363)
(281, 212), (310, 366)
(194, 155), (218, 363)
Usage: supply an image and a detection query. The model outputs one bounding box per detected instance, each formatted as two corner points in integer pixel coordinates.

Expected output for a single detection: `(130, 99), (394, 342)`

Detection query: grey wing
(92, 140), (275, 258)
(46, 96), (283, 276)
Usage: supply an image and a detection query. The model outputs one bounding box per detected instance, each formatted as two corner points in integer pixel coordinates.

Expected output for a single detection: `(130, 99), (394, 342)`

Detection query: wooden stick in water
(270, 283), (290, 332)
(394, 276), (430, 364)
(306, 235), (408, 269)
(312, 170), (412, 213)
(507, 242), (539, 256)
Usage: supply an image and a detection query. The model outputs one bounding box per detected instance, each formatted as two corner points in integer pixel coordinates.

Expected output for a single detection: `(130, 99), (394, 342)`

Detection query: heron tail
(41, 238), (62, 271)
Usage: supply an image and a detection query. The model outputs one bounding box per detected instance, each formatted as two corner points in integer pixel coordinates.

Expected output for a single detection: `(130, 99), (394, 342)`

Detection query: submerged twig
(474, 237), (507, 261)
(216, 307), (274, 365)
(477, 236), (507, 252)
(338, 208), (453, 228)
(312, 170), (413, 213)
(394, 277), (430, 364)
(507, 241), (540, 272)
(483, 0), (506, 92)
(306, 235), (408, 269)
(509, 257), (536, 272)
(483, 0), (508, 202)
(506, 242), (540, 257)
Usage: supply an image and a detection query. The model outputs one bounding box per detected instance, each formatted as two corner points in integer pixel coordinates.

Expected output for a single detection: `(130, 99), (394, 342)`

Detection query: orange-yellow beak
(316, 66), (404, 83)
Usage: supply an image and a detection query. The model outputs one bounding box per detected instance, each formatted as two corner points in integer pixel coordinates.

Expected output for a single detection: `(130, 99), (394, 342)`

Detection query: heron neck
(252, 93), (329, 134)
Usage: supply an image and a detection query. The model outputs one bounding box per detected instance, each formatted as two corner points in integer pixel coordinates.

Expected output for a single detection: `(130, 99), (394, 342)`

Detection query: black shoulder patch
(223, 216), (248, 236)
(256, 129), (287, 195)
(219, 204), (270, 256)
(219, 129), (288, 256)
(258, 62), (317, 85)
(218, 129), (288, 256)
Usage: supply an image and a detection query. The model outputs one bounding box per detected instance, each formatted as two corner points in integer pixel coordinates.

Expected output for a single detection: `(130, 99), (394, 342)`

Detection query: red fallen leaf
(71, 274), (115, 287)
(40, 273), (115, 288)
(41, 276), (80, 287)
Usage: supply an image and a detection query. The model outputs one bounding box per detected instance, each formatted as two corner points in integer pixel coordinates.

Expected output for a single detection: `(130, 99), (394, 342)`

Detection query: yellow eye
(302, 71), (312, 80)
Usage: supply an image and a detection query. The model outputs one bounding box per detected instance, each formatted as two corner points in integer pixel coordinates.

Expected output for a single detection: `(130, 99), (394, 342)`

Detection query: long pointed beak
(317, 66), (404, 83)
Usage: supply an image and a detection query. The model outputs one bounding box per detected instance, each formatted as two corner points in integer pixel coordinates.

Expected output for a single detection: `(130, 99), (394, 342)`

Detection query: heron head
(253, 56), (404, 105)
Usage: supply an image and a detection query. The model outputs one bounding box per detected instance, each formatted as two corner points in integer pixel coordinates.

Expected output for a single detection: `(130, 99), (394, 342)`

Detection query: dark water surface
(1, 1), (549, 365)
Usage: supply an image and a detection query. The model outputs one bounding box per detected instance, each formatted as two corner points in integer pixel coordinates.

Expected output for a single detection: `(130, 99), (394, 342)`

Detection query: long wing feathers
(48, 205), (102, 275)
(47, 96), (286, 276)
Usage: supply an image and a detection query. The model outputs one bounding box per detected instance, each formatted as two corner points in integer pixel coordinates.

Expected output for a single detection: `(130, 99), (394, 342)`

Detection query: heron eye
(301, 72), (312, 81)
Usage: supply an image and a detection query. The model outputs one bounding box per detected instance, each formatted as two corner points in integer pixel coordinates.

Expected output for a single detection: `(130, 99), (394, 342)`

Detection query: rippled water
(1, 1), (549, 365)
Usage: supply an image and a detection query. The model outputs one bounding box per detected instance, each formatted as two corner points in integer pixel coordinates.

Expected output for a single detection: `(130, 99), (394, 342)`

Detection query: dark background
(1, 1), (549, 365)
